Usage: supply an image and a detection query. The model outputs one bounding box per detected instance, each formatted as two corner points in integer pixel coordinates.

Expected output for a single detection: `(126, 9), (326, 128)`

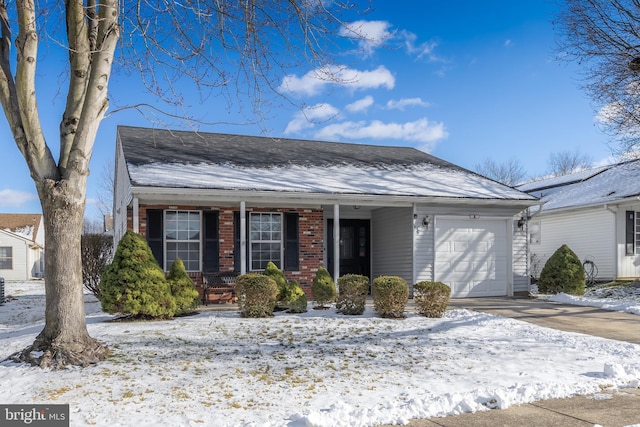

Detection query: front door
(327, 219), (370, 280)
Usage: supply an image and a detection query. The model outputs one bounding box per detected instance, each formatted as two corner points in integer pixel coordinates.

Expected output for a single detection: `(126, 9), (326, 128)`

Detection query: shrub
(81, 233), (113, 299)
(311, 267), (337, 308)
(263, 261), (288, 302)
(167, 258), (200, 315)
(373, 276), (409, 318)
(100, 230), (176, 318)
(336, 274), (369, 315)
(235, 273), (278, 318)
(414, 281), (450, 318)
(538, 244), (586, 295)
(287, 280), (308, 313)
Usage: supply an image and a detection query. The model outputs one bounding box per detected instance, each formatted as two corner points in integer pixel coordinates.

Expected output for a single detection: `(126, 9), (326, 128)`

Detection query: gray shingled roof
(117, 125), (463, 170)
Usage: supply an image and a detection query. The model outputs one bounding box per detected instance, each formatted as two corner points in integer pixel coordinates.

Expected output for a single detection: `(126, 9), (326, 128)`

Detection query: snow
(2, 281), (640, 427)
(128, 162), (536, 201)
(3, 225), (34, 241)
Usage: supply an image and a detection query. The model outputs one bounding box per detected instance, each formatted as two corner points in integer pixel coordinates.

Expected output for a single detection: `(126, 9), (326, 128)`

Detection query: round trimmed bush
(100, 230), (176, 319)
(311, 267), (337, 308)
(373, 276), (409, 318)
(538, 244), (586, 295)
(167, 258), (200, 315)
(414, 281), (450, 318)
(336, 274), (369, 315)
(235, 273), (278, 318)
(263, 261), (288, 303)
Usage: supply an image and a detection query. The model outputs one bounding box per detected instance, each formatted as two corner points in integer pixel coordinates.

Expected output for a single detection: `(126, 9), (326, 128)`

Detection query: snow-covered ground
(1, 281), (640, 427)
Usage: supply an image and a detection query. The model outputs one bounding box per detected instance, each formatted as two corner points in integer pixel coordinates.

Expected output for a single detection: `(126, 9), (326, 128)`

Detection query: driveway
(448, 296), (640, 345)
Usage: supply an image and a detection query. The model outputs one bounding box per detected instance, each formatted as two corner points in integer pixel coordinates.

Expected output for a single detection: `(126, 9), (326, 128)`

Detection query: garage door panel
(435, 219), (508, 298)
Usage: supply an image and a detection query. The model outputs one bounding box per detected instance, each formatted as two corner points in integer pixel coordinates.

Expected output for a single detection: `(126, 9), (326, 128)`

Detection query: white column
(133, 197), (139, 233)
(240, 201), (247, 274)
(333, 204), (340, 282)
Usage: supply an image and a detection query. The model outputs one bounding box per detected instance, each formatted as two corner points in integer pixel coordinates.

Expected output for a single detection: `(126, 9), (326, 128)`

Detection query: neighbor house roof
(518, 160), (640, 212)
(118, 126), (537, 202)
(0, 213), (41, 242)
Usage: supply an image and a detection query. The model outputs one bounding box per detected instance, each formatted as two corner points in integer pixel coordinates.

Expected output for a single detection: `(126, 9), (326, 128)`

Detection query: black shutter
(146, 209), (164, 267)
(203, 211), (220, 272)
(284, 212), (299, 270)
(626, 211), (635, 256)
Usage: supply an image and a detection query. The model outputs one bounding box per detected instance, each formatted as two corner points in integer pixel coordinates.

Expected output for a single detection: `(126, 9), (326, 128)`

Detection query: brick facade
(128, 204), (325, 297)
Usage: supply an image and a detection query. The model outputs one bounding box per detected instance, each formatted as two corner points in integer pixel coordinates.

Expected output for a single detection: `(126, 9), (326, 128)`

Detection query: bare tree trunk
(13, 175), (106, 368)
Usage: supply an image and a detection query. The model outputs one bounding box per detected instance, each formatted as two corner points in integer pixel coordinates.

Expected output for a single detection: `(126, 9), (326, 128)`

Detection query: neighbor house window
(625, 211), (640, 256)
(0, 247), (12, 269)
(250, 212), (282, 270)
(165, 210), (201, 271)
(529, 221), (541, 245)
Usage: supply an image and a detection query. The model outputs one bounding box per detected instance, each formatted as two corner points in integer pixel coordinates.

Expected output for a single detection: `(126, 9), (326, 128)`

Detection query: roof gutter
(129, 186), (539, 209)
(535, 195), (640, 216)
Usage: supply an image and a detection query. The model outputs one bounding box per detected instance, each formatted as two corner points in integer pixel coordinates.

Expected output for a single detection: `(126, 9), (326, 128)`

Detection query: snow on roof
(534, 160), (640, 212)
(120, 126), (536, 202)
(517, 166), (610, 193)
(0, 213), (40, 241)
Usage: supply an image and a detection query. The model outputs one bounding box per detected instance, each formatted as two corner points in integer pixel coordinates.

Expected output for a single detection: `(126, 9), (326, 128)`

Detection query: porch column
(333, 204), (340, 282)
(240, 201), (247, 274)
(132, 197), (139, 233)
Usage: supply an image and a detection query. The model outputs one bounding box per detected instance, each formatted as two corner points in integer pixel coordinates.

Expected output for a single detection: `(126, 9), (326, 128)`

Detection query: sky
(1, 281), (640, 426)
(0, 1), (616, 221)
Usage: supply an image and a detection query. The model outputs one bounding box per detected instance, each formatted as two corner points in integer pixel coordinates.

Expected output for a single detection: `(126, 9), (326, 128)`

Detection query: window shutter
(284, 212), (299, 270)
(146, 209), (164, 267)
(203, 211), (220, 272)
(626, 211), (635, 256)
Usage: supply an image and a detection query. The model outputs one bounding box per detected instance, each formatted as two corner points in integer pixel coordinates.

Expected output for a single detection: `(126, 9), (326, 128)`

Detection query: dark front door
(327, 219), (370, 280)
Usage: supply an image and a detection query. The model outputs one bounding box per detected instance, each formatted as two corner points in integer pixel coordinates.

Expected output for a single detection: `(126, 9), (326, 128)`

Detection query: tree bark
(13, 174), (107, 368)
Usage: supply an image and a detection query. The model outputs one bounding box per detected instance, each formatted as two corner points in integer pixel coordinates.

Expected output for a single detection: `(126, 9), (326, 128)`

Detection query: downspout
(412, 203), (418, 290)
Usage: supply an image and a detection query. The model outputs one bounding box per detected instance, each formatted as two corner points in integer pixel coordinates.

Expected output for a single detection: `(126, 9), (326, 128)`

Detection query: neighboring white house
(0, 213), (45, 281)
(113, 126), (538, 298)
(517, 160), (640, 281)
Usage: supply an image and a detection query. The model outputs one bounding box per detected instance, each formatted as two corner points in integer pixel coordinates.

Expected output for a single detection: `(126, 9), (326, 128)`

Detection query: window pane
(164, 211), (201, 271)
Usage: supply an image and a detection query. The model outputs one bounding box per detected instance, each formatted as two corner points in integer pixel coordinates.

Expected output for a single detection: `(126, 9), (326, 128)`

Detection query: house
(113, 126), (538, 298)
(517, 159), (640, 281)
(0, 213), (45, 281)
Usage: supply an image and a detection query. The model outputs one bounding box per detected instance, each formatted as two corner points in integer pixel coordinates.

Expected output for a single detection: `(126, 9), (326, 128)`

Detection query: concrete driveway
(448, 296), (640, 345)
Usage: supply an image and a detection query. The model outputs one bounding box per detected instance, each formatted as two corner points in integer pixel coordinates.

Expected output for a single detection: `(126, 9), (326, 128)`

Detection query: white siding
(532, 208), (616, 281)
(113, 138), (133, 247)
(0, 231), (30, 281)
(513, 217), (529, 293)
(371, 207), (413, 286)
(414, 205), (434, 283)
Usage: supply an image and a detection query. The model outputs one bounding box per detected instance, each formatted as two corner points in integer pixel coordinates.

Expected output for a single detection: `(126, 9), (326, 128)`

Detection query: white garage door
(434, 218), (508, 298)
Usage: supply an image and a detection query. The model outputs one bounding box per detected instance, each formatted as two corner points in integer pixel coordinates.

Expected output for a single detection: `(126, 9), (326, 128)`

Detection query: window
(529, 221), (541, 245)
(0, 247), (12, 269)
(250, 213), (282, 270)
(165, 211), (201, 271)
(625, 211), (640, 256)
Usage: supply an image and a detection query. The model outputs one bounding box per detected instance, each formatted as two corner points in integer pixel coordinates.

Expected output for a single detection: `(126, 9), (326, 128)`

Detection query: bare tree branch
(474, 158), (527, 186)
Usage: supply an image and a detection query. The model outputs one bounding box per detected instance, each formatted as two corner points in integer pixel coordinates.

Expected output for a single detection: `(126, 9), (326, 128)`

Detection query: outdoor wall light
(516, 217), (526, 230)
(422, 215), (430, 229)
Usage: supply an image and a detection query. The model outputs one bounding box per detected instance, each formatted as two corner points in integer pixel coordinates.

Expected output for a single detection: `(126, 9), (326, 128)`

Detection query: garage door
(434, 218), (508, 298)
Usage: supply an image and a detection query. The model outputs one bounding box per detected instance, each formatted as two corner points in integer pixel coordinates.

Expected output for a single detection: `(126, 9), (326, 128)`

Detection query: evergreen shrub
(413, 281), (450, 318)
(287, 280), (308, 313)
(373, 276), (408, 318)
(336, 274), (369, 315)
(538, 244), (585, 295)
(311, 267), (337, 308)
(235, 273), (278, 318)
(100, 230), (176, 318)
(167, 258), (200, 315)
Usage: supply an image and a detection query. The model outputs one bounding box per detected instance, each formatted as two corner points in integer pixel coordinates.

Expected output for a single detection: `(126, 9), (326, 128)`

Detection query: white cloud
(340, 20), (394, 56)
(346, 96), (375, 113)
(0, 189), (37, 207)
(315, 117), (448, 151)
(284, 103), (340, 135)
(401, 30), (439, 61)
(386, 98), (430, 110)
(280, 65), (395, 96)
(504, 39), (513, 47)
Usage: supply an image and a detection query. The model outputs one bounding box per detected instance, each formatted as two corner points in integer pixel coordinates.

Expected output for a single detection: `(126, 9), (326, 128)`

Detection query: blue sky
(0, 1), (613, 220)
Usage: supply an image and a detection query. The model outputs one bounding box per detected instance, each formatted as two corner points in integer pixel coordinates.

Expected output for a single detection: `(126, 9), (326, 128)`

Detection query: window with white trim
(0, 247), (12, 269)
(165, 211), (201, 271)
(250, 212), (282, 270)
(529, 221), (541, 245)
(626, 211), (640, 256)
